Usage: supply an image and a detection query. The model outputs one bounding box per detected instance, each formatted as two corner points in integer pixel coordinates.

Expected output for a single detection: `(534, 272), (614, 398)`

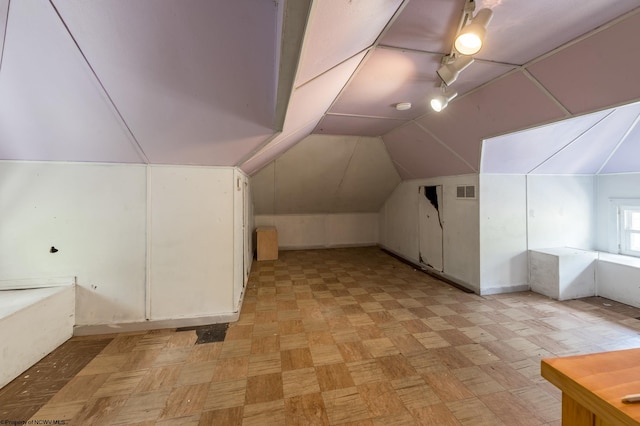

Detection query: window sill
(597, 252), (640, 268)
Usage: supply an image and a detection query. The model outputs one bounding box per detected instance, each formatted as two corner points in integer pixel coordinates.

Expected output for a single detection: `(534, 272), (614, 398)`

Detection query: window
(619, 205), (640, 257)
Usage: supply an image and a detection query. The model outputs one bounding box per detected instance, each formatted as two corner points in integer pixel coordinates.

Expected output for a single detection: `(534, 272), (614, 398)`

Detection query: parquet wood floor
(3, 247), (640, 425)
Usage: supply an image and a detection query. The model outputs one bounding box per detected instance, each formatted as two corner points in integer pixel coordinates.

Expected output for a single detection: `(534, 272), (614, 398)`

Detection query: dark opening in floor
(176, 323), (229, 344)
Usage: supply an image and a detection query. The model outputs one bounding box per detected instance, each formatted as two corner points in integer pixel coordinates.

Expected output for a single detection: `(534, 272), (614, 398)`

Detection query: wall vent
(456, 185), (476, 199)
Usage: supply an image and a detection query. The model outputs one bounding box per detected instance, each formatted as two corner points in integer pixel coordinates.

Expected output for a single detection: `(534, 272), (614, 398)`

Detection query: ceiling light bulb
(454, 8), (493, 55)
(430, 90), (458, 112)
(436, 56), (474, 86)
(395, 102), (412, 111)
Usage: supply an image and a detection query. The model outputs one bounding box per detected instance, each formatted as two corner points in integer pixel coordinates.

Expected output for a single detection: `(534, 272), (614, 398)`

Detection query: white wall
(0, 161), (246, 330)
(254, 213), (378, 249)
(0, 161), (147, 324)
(478, 174), (596, 295)
(593, 173), (640, 307)
(479, 174), (528, 294)
(597, 255), (640, 308)
(527, 175), (596, 250)
(595, 173), (640, 251)
(148, 166), (235, 320)
(379, 175), (480, 292)
(234, 169), (252, 310)
(378, 182), (419, 262)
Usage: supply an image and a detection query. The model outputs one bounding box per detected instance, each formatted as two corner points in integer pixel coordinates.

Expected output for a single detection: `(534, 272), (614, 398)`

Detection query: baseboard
(378, 245), (476, 294)
(279, 243), (377, 251)
(480, 283), (530, 296)
(73, 312), (239, 336)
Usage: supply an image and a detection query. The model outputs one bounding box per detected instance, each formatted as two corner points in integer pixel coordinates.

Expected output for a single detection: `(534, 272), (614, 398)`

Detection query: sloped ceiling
(482, 101), (640, 175)
(1, 0), (639, 182)
(243, 0), (640, 180)
(252, 135), (400, 215)
(0, 0), (280, 165)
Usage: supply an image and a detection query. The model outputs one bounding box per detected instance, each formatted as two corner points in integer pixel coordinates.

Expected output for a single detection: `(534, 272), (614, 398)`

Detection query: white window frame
(610, 199), (640, 258)
(619, 205), (640, 257)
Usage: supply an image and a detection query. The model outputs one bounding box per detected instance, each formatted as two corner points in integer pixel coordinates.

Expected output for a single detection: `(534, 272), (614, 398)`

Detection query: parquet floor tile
(2, 247), (640, 424)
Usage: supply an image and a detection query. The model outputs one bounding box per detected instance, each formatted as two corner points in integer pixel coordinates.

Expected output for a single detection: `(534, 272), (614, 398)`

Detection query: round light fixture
(454, 8), (493, 55)
(430, 90), (457, 112)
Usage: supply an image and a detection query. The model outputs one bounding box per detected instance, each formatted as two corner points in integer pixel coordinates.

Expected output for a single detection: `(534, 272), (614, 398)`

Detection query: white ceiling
(1, 0), (639, 182)
(482, 101), (640, 175)
(0, 0), (279, 165)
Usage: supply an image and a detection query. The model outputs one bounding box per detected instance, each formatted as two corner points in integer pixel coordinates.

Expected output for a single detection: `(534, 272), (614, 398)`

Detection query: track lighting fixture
(454, 7), (493, 55)
(436, 55), (474, 86)
(429, 0), (493, 113)
(430, 89), (457, 112)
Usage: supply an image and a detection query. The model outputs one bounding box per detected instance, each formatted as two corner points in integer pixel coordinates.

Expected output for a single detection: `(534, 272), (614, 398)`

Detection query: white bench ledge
(0, 286), (72, 319)
(597, 252), (640, 268)
(0, 284), (75, 388)
(0, 276), (75, 291)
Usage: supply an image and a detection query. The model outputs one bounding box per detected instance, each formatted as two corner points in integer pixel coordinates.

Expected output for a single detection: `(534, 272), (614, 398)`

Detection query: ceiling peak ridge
(326, 112), (405, 121)
(370, 0), (411, 48)
(293, 46), (370, 91)
(376, 44), (519, 68)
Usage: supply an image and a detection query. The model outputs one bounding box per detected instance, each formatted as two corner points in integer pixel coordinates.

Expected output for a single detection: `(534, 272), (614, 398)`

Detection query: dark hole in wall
(176, 323), (229, 344)
(424, 186), (439, 211)
(423, 185), (443, 229)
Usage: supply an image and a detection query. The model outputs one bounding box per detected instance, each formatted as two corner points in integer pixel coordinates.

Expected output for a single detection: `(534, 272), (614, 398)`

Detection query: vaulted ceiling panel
(52, 0), (279, 166)
(600, 115), (640, 174)
(240, 51), (366, 175)
(0, 0), (143, 163)
(251, 134), (400, 214)
(328, 47), (516, 125)
(328, 48), (440, 120)
(417, 71), (569, 169)
(315, 115), (404, 137)
(254, 135), (358, 214)
(481, 110), (609, 174)
(532, 105), (640, 174)
(380, 0), (464, 53)
(294, 0), (403, 87)
(273, 135), (356, 214)
(251, 162), (276, 214)
(332, 137), (401, 212)
(384, 122), (475, 179)
(474, 0), (638, 65)
(527, 10), (640, 115)
(2, 0), (640, 185)
(481, 101), (640, 175)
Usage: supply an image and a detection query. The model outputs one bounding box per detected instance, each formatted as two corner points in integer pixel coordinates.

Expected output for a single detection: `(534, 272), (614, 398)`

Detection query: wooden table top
(542, 348), (640, 426)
